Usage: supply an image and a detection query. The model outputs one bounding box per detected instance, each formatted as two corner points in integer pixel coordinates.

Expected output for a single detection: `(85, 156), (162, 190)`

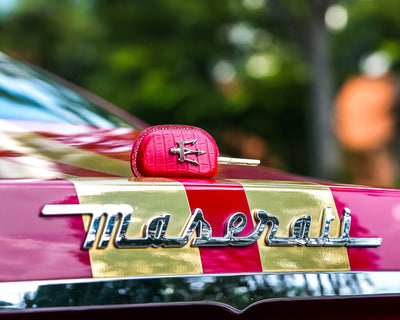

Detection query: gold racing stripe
(72, 178), (203, 278)
(236, 180), (350, 271)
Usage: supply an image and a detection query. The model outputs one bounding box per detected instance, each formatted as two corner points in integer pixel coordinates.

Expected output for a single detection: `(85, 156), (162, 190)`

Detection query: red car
(0, 52), (399, 319)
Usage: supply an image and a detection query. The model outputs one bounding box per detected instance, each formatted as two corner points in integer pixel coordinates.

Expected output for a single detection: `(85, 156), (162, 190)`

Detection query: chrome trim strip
(0, 271), (399, 312)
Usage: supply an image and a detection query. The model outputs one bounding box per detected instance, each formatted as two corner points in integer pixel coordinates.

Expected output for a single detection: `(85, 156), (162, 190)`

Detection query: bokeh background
(1, 0), (399, 187)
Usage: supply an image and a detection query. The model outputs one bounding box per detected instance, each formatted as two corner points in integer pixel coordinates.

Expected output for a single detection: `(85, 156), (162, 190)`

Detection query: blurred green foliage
(0, 0), (399, 177)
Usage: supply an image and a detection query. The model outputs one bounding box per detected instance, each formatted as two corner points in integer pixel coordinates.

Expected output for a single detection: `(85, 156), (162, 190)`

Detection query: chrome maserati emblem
(169, 139), (205, 165)
(42, 205), (382, 249)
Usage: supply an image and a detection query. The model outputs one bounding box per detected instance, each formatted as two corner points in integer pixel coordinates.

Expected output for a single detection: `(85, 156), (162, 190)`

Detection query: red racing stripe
(176, 179), (263, 273)
(330, 185), (400, 271)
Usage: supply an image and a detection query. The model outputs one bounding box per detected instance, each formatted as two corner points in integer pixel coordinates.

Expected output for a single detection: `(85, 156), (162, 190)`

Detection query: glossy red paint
(37, 127), (139, 161)
(1, 119), (331, 183)
(216, 163), (324, 182)
(176, 178), (263, 273)
(6, 120), (139, 162)
(0, 179), (92, 281)
(330, 185), (400, 271)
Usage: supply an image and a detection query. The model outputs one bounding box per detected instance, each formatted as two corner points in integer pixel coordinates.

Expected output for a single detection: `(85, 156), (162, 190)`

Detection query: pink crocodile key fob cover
(131, 125), (219, 178)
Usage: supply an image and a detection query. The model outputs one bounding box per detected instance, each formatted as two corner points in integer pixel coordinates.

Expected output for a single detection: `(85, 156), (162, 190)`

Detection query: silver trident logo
(169, 139), (206, 166)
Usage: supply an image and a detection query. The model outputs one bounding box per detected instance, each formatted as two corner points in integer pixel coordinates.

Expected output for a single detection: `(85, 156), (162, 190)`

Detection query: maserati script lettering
(41, 204), (382, 249)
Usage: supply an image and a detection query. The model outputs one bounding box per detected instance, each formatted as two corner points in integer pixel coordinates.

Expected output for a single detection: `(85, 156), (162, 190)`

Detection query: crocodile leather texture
(131, 125), (219, 178)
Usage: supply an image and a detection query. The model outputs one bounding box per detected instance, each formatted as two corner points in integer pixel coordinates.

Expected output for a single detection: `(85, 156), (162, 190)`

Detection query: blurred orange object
(335, 74), (397, 151)
(334, 73), (398, 187)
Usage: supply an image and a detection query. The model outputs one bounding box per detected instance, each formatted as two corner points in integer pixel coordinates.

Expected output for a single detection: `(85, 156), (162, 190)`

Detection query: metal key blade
(217, 157), (260, 166)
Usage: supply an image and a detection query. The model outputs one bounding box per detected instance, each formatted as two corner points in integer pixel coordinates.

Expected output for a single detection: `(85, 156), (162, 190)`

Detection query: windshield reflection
(0, 53), (136, 129)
